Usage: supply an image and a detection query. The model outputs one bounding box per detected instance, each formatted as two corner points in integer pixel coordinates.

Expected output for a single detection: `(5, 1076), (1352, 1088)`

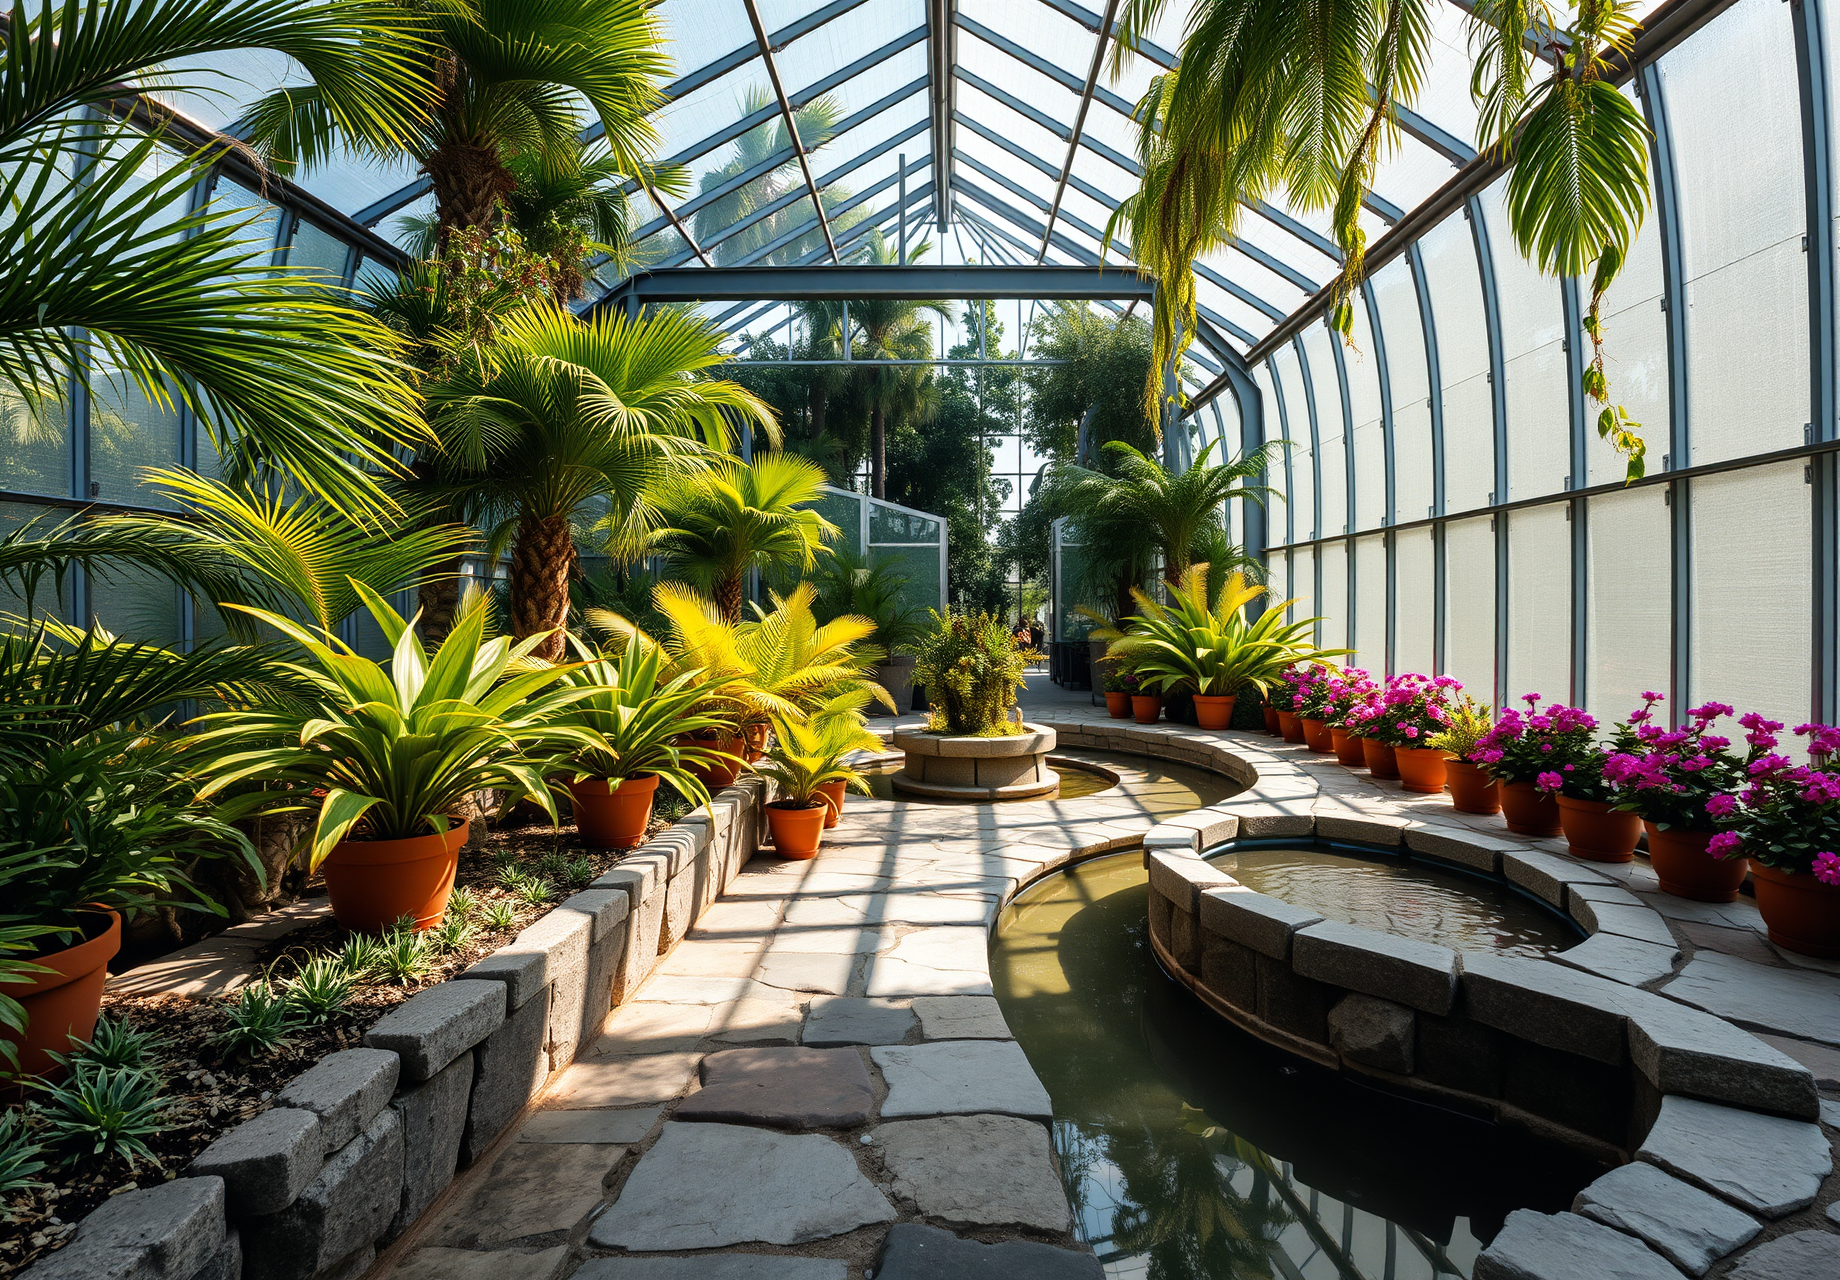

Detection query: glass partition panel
(1353, 533), (1387, 673)
(1444, 515), (1496, 701)
(1319, 539), (1348, 658)
(1507, 503), (1571, 702)
(1395, 527), (1435, 676)
(1586, 487), (1671, 726)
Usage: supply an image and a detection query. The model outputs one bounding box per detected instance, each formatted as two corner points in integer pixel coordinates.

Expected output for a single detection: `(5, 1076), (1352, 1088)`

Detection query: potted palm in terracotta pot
(553, 635), (725, 848)
(1, 734), (253, 1083)
(1425, 695), (1500, 814)
(754, 718), (872, 859)
(1472, 695), (1570, 837)
(802, 700), (884, 829)
(196, 592), (590, 934)
(1707, 719), (1840, 956)
(1605, 695), (1749, 902)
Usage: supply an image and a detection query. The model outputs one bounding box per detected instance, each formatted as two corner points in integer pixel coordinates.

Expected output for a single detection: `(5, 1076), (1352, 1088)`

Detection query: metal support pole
(1363, 284), (1398, 676)
(1329, 328), (1358, 648)
(1795, 0), (1838, 723)
(1294, 338), (1326, 646)
(1468, 196), (1511, 710)
(898, 153), (908, 265)
(1563, 276), (1588, 708)
(1410, 243), (1447, 675)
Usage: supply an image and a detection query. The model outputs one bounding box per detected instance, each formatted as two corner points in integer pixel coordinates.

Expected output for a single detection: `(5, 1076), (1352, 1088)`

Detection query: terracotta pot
(1556, 795), (1640, 863)
(1131, 694), (1163, 725)
(570, 774), (659, 850)
(1331, 727), (1367, 767)
(1193, 694), (1235, 730)
(743, 723), (769, 763)
(1277, 711), (1306, 743)
(1393, 746), (1449, 794)
(1300, 717), (1335, 753)
(1361, 737), (1399, 780)
(686, 732), (744, 790)
(1263, 705), (1282, 735)
(3, 910), (119, 1084)
(1104, 691), (1131, 719)
(1500, 781), (1562, 836)
(1644, 822), (1747, 903)
(1750, 862), (1840, 958)
(322, 820), (467, 933)
(817, 779), (847, 829)
(1444, 758), (1502, 815)
(767, 801), (827, 860)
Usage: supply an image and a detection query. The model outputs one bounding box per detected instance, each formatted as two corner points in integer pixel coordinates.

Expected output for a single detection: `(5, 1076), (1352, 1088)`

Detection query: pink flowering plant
(1707, 718), (1840, 884)
(1322, 668), (1379, 733)
(1603, 695), (1748, 832)
(1281, 663), (1337, 720)
(1471, 694), (1609, 790)
(1366, 673), (1463, 749)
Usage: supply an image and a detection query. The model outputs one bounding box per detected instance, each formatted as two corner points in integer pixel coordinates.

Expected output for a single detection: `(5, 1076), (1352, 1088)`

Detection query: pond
(1206, 844), (1583, 958)
(991, 852), (1603, 1280)
(860, 747), (1242, 814)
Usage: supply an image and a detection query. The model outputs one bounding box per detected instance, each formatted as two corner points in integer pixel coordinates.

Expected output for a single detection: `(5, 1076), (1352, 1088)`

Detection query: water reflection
(992, 853), (1602, 1280)
(1209, 847), (1581, 958)
(859, 748), (1241, 813)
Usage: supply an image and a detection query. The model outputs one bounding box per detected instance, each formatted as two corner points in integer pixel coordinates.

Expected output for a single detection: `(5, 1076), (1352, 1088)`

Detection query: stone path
(372, 680), (1840, 1280)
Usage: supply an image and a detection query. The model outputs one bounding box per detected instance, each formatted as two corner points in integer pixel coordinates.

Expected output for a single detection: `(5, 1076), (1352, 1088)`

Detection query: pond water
(1207, 845), (1583, 958)
(860, 748), (1240, 813)
(991, 852), (1603, 1280)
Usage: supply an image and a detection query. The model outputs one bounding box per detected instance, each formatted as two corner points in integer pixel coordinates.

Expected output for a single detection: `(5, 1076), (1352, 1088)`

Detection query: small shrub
(0, 1110), (46, 1211)
(283, 956), (353, 1024)
(35, 1062), (167, 1168)
(427, 913), (480, 956)
(446, 886), (482, 920)
(535, 852), (595, 893)
(72, 1016), (165, 1071)
(908, 610), (1034, 736)
(373, 928), (433, 986)
(337, 932), (385, 981)
(496, 867), (554, 907)
(216, 984), (303, 1060)
(481, 898), (519, 932)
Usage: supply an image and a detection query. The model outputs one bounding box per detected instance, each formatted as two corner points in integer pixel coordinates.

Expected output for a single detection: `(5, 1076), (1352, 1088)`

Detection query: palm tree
(652, 453), (838, 624)
(833, 232), (950, 499)
(694, 90), (844, 266)
(1111, 0), (1651, 479)
(1046, 439), (1277, 621)
(424, 304), (774, 659)
(240, 0), (675, 245)
(0, 0), (436, 520)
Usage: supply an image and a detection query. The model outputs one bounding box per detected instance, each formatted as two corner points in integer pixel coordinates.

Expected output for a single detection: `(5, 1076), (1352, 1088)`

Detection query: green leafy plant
(216, 984), (304, 1061)
(753, 716), (880, 809)
(372, 928), (434, 986)
(1425, 695), (1495, 762)
(496, 868), (554, 909)
(1105, 569), (1337, 699)
(446, 887), (482, 921)
(480, 899), (519, 933)
(810, 545), (931, 653)
(192, 587), (598, 870)
(67, 1016), (164, 1073)
(336, 932), (386, 982)
(34, 1061), (167, 1168)
(552, 633), (726, 802)
(282, 956), (354, 1024)
(534, 852), (596, 894)
(908, 610), (1036, 737)
(428, 913), (481, 957)
(0, 1109), (46, 1212)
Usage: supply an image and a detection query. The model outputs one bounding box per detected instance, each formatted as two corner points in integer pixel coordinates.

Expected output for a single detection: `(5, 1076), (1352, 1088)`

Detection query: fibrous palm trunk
(871, 403), (886, 499)
(425, 131), (515, 242)
(511, 513), (576, 661)
(417, 557), (465, 645)
(714, 568), (745, 624)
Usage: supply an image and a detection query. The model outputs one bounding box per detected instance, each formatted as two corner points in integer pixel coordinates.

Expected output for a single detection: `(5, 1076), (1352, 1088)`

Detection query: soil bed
(1, 788), (693, 1276)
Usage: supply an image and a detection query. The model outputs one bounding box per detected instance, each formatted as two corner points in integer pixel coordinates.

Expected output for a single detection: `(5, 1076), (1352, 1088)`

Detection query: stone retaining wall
(24, 779), (766, 1280)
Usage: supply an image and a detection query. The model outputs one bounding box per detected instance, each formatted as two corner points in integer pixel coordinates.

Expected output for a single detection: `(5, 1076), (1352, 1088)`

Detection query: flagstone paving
(374, 679), (1840, 1280)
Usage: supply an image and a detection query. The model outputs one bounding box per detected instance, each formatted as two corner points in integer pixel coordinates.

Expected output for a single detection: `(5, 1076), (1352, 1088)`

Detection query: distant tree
(1023, 305), (1161, 467)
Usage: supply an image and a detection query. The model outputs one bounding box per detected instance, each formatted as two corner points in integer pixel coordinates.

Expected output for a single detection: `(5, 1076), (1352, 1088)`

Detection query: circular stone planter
(890, 723), (1060, 800)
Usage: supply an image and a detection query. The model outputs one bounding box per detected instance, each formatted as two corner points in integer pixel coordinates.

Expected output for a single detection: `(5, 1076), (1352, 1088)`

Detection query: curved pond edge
(968, 715), (1827, 1278)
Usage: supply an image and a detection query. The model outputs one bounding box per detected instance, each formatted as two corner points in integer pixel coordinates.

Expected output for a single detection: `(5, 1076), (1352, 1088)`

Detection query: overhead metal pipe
(743, 0), (841, 263)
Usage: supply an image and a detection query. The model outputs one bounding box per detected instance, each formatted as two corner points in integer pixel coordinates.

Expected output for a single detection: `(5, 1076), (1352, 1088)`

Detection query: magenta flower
(1815, 852), (1840, 886)
(1704, 793), (1737, 818)
(1707, 832), (1743, 859)
(1535, 771), (1563, 793)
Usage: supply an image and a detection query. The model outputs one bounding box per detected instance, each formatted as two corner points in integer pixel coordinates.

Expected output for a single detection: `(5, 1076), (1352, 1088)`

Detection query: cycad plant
(191, 587), (595, 870)
(424, 304), (774, 658)
(652, 452), (838, 623)
(1104, 567), (1341, 699)
(0, 0), (435, 519)
(754, 715), (874, 809)
(1111, 0), (1652, 479)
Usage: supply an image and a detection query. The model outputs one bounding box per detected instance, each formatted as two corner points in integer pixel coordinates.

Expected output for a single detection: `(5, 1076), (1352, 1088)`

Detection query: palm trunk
(715, 569), (745, 624)
(510, 513), (576, 661)
(424, 137), (515, 244)
(417, 557), (465, 645)
(871, 403), (886, 499)
(810, 384), (827, 442)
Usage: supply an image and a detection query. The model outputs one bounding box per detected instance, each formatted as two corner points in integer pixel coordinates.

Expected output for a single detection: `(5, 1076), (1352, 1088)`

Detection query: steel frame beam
(1039, 0), (1120, 262)
(1468, 195), (1510, 711)
(743, 0), (838, 262)
(604, 262), (1152, 305)
(927, 0), (957, 228)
